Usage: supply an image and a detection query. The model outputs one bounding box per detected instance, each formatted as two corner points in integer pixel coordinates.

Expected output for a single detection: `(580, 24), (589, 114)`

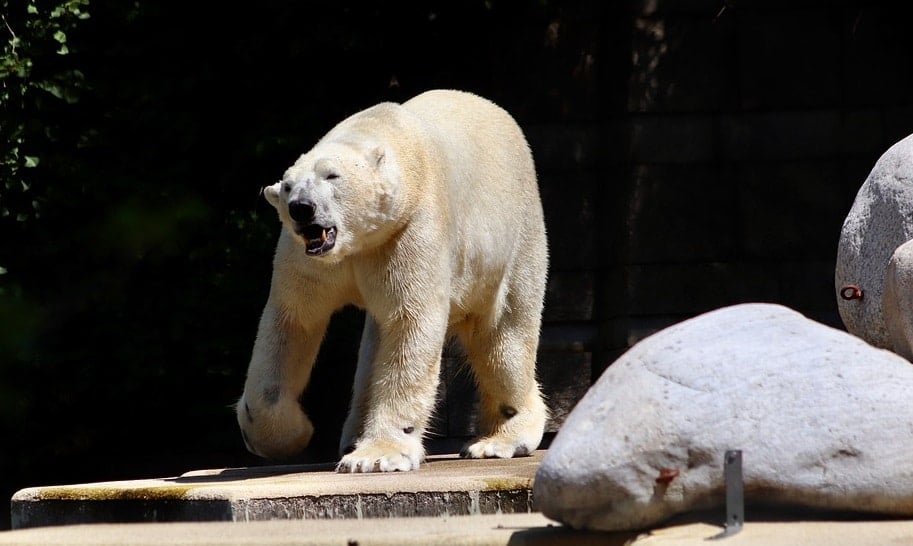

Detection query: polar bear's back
(401, 90), (546, 320)
(402, 90), (537, 204)
(403, 89), (542, 231)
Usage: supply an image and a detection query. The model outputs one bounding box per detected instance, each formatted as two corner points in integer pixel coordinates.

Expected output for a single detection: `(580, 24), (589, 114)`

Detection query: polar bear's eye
(282, 182), (291, 193)
(325, 173), (339, 181)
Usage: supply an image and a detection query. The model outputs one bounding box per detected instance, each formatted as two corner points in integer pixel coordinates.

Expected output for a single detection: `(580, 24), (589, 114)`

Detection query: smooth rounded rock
(884, 239), (913, 361)
(836, 133), (913, 351)
(534, 303), (913, 531)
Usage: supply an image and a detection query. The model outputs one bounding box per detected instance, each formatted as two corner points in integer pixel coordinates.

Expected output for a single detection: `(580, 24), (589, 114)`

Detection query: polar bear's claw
(460, 437), (532, 459)
(336, 439), (421, 473)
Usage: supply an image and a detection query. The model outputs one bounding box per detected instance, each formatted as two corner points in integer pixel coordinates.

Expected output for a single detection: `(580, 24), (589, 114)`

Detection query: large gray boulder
(534, 303), (913, 531)
(884, 239), (913, 361)
(836, 133), (913, 353)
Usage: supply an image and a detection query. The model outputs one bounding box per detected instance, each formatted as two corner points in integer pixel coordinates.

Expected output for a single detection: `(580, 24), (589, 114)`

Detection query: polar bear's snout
(288, 197), (317, 224)
(287, 197), (338, 256)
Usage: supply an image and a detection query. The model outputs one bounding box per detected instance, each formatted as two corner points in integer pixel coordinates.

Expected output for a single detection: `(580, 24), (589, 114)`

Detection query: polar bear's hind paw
(459, 437), (533, 459)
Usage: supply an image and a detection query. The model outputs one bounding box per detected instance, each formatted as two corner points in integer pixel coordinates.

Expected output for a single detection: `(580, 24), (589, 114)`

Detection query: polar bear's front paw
(460, 436), (533, 459)
(237, 396), (315, 460)
(336, 438), (422, 473)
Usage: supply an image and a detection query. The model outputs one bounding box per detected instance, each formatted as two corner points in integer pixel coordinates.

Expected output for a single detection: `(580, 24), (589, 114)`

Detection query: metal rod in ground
(710, 449), (744, 539)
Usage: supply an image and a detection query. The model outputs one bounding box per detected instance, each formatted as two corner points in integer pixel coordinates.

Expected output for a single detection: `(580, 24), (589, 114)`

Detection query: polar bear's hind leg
(459, 294), (548, 459)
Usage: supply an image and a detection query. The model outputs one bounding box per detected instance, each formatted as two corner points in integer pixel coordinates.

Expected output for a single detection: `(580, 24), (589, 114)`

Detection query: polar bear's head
(263, 139), (402, 260)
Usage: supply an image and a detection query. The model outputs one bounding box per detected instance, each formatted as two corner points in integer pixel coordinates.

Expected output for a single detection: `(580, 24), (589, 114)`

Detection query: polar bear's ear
(370, 146), (386, 169)
(262, 182), (282, 210)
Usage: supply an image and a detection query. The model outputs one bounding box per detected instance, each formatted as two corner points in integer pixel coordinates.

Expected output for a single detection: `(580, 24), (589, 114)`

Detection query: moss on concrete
(37, 485), (193, 501)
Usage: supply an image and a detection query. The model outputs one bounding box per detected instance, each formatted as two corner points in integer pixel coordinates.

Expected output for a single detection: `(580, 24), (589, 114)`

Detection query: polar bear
(236, 89), (548, 472)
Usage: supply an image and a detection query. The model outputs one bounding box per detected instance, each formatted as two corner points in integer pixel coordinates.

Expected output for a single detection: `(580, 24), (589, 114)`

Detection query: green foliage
(0, 0), (89, 222)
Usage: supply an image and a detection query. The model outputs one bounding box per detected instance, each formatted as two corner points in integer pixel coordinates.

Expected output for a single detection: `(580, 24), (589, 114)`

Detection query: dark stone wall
(437, 0), (913, 442)
(3, 1), (912, 514)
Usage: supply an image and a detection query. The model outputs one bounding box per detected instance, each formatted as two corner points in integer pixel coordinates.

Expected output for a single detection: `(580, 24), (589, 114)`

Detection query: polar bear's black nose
(288, 198), (316, 223)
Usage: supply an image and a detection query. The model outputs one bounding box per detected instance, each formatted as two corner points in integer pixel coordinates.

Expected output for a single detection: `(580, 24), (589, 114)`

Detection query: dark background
(2, 0), (912, 529)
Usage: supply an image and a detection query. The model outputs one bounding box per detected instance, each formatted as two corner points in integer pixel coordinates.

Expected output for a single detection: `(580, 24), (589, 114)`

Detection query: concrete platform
(3, 513), (913, 545)
(10, 450), (913, 544)
(11, 452), (542, 529)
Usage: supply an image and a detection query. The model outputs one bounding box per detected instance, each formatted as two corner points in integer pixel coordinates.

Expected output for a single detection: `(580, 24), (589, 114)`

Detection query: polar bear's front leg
(339, 315), (380, 456)
(237, 300), (329, 460)
(336, 313), (445, 472)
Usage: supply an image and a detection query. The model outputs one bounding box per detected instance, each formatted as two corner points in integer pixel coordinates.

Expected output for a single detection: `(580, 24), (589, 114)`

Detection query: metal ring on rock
(840, 285), (863, 301)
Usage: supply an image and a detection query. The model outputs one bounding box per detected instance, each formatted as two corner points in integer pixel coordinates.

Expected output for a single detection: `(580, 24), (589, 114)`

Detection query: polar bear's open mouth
(297, 224), (337, 255)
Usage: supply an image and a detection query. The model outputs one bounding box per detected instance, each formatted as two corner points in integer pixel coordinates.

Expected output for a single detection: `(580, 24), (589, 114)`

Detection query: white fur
(237, 90), (548, 472)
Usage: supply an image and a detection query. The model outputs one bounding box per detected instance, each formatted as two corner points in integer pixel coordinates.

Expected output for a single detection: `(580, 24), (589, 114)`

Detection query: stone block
(884, 106), (913, 150)
(630, 0), (839, 15)
(628, 14), (736, 112)
(618, 262), (779, 316)
(537, 351), (592, 432)
(438, 353), (478, 438)
(731, 160), (846, 260)
(540, 172), (598, 269)
(609, 315), (689, 349)
(842, 158), (876, 205)
(737, 9), (842, 109)
(627, 0), (725, 15)
(12, 454), (542, 528)
(539, 323), (599, 353)
(623, 164), (738, 264)
(525, 124), (602, 171)
(775, 260), (843, 322)
(843, 5), (913, 107)
(543, 270), (595, 322)
(720, 111), (843, 161)
(840, 109), (884, 157)
(627, 116), (715, 162)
